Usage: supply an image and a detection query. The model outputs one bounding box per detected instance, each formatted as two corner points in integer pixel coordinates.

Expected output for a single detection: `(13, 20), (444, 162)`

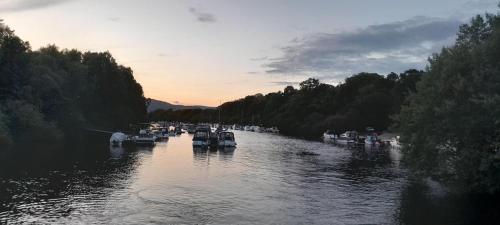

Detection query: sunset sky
(1, 0), (498, 106)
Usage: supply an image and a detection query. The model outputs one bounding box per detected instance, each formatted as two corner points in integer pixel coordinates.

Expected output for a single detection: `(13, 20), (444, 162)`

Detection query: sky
(0, 0), (499, 106)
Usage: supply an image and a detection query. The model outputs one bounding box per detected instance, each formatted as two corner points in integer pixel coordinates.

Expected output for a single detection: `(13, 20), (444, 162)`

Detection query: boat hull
(218, 140), (237, 148)
(193, 140), (209, 147)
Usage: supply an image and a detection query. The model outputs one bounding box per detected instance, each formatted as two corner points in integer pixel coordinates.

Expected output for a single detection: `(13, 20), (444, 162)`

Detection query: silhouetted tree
(398, 12), (500, 194)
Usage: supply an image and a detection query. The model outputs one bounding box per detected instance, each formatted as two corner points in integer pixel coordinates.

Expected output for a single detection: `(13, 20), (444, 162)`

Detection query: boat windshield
(194, 131), (208, 138)
(219, 132), (234, 140)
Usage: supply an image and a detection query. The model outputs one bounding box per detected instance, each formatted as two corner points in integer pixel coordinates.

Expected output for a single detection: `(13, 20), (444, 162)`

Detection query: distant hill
(147, 99), (213, 112)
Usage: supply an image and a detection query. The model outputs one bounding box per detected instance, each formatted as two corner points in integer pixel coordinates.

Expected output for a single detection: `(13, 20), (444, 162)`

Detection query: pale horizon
(1, 0), (498, 106)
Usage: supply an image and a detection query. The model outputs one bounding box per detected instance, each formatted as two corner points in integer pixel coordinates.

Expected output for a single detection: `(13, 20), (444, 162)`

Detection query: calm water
(0, 131), (495, 224)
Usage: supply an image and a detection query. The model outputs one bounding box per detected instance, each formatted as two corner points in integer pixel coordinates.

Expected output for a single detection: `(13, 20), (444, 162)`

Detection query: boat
(322, 130), (337, 142)
(167, 126), (176, 136)
(266, 127), (279, 133)
(153, 127), (169, 141)
(175, 126), (183, 135)
(218, 131), (237, 148)
(192, 126), (210, 147)
(187, 124), (197, 134)
(364, 127), (386, 148)
(109, 132), (127, 146)
(335, 131), (359, 145)
(130, 129), (156, 146)
(390, 136), (401, 149)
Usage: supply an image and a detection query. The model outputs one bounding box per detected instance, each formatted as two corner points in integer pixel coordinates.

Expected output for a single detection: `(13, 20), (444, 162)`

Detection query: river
(0, 131), (494, 224)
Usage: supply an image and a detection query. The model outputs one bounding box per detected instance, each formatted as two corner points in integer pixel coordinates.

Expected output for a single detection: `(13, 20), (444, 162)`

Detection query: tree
(283, 85), (296, 95)
(0, 22), (147, 149)
(398, 13), (500, 194)
(299, 78), (320, 91)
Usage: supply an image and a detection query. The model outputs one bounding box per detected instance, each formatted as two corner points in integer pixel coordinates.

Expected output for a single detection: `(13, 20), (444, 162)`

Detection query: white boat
(335, 131), (359, 145)
(390, 136), (401, 149)
(322, 130), (337, 142)
(255, 126), (265, 133)
(131, 129), (156, 146)
(192, 128), (210, 147)
(218, 131), (237, 148)
(109, 132), (127, 146)
(153, 128), (169, 141)
(266, 127), (279, 133)
(249, 126), (258, 132)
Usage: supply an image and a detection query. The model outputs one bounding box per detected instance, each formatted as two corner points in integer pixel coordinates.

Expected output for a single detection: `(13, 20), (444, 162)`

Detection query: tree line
(0, 23), (147, 149)
(150, 70), (423, 139)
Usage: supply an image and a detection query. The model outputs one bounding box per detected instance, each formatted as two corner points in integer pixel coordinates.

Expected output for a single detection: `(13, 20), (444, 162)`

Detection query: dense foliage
(0, 23), (147, 148)
(150, 70), (422, 139)
(398, 14), (500, 194)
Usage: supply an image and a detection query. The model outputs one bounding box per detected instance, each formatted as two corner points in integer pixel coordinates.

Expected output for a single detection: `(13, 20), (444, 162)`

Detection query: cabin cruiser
(390, 136), (401, 149)
(364, 133), (386, 148)
(218, 131), (236, 148)
(266, 127), (279, 133)
(335, 131), (359, 145)
(167, 126), (176, 136)
(193, 126), (210, 147)
(323, 130), (337, 142)
(130, 129), (156, 146)
(187, 124), (197, 134)
(153, 127), (169, 141)
(175, 126), (183, 135)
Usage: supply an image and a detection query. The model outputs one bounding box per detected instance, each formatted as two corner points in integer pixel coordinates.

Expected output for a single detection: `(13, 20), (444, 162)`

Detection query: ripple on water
(0, 130), (412, 224)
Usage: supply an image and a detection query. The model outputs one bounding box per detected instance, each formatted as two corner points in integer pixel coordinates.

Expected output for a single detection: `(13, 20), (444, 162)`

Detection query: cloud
(0, 0), (71, 12)
(107, 17), (121, 22)
(250, 56), (268, 61)
(157, 53), (179, 58)
(461, 0), (498, 12)
(452, 0), (499, 18)
(189, 7), (216, 23)
(264, 16), (461, 78)
(269, 81), (300, 86)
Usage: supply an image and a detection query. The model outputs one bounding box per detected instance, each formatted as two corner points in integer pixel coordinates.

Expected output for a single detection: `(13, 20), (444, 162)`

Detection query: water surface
(0, 131), (491, 224)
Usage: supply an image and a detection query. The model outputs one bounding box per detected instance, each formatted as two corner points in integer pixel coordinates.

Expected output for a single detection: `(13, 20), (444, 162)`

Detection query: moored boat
(130, 129), (156, 146)
(175, 126), (183, 135)
(218, 131), (237, 148)
(365, 127), (386, 148)
(390, 136), (401, 149)
(335, 131), (359, 145)
(192, 126), (210, 147)
(110, 132), (127, 146)
(187, 124), (197, 134)
(322, 130), (337, 142)
(266, 127), (280, 133)
(153, 127), (169, 141)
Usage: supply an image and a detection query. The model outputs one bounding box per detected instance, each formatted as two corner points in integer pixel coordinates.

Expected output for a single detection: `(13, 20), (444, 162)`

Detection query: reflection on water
(193, 147), (235, 166)
(0, 131), (496, 224)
